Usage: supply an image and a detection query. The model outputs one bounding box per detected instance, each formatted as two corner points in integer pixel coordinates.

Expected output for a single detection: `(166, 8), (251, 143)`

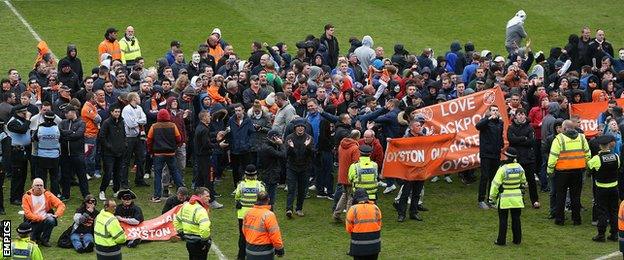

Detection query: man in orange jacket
(22, 178), (66, 247)
(98, 28), (121, 62)
(242, 191), (284, 259)
(618, 200), (624, 253)
(345, 188), (382, 260)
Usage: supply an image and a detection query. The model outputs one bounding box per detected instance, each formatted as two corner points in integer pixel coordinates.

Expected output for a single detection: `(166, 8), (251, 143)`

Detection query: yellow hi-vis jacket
(173, 201), (211, 241)
(547, 132), (590, 174)
(489, 162), (527, 209)
(94, 211), (127, 247)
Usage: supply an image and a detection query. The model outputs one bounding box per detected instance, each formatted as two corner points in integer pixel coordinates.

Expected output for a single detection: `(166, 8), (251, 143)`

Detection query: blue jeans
(315, 151), (334, 195)
(30, 216), (56, 243)
(153, 156), (185, 198)
(70, 232), (94, 250)
(85, 137), (99, 175)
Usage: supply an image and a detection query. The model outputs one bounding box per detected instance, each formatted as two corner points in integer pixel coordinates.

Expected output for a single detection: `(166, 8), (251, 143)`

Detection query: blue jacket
(373, 108), (401, 138)
(228, 116), (255, 154)
(461, 62), (478, 84)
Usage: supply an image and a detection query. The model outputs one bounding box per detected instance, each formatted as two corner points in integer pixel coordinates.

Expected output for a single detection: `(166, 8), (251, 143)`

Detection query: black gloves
(275, 247), (285, 257)
(236, 201), (243, 209)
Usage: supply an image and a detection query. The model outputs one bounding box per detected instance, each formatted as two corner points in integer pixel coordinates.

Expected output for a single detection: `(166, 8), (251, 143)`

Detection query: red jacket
(338, 138), (360, 185)
(528, 106), (547, 140)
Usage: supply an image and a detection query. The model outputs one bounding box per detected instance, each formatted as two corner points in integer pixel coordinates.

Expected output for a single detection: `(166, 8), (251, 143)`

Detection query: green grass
(1, 169), (619, 260)
(2, 1), (624, 259)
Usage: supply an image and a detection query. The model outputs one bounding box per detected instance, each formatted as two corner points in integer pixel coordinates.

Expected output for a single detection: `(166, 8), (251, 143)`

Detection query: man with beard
(98, 28), (121, 61)
(119, 26), (142, 67)
(507, 108), (540, 208)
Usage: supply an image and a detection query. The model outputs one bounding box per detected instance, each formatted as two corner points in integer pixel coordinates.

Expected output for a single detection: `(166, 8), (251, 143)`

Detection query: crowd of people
(4, 9), (624, 259)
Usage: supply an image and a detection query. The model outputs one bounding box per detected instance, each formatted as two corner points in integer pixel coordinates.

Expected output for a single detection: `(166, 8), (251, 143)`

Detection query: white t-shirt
(31, 194), (47, 218)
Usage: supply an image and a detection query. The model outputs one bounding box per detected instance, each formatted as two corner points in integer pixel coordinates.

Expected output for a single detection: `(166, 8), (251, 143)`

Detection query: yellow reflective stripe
(595, 181), (618, 188)
(111, 230), (124, 239)
(499, 192), (523, 198)
(198, 217), (210, 224)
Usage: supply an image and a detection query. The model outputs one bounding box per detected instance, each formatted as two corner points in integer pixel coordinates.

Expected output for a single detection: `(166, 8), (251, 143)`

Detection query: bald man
(22, 178), (66, 247)
(119, 25), (142, 67)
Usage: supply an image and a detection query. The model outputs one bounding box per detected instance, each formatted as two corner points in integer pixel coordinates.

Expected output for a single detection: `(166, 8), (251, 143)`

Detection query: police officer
(346, 188), (382, 260)
(547, 120), (591, 225)
(348, 145), (378, 202)
(8, 222), (43, 260)
(588, 135), (620, 242)
(7, 104), (32, 205)
(94, 199), (127, 260)
(242, 191), (285, 259)
(174, 187), (212, 260)
(32, 111), (61, 197)
(489, 147), (527, 246)
(235, 164), (266, 260)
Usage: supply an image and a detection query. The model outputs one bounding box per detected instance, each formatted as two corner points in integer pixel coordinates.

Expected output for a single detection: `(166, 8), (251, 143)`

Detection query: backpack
(56, 224), (74, 248)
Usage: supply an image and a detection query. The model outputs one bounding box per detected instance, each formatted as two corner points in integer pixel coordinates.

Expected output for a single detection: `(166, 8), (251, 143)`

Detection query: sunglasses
(87, 200), (96, 204)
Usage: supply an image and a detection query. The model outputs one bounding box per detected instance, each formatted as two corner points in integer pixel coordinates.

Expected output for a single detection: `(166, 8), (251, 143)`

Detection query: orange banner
(570, 99), (624, 137)
(382, 134), (456, 180)
(384, 87), (510, 179)
(120, 204), (182, 241)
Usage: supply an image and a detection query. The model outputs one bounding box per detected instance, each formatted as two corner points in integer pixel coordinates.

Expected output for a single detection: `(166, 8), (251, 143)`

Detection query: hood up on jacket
(340, 137), (359, 150)
(507, 10), (526, 28)
(450, 41), (462, 53)
(67, 44), (77, 59)
(393, 44), (409, 55)
(362, 35), (374, 48)
(308, 66), (322, 81)
(547, 102), (560, 115)
(157, 109), (171, 122)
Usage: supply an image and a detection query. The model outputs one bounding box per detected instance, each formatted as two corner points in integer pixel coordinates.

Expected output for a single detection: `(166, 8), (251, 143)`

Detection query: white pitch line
(3, 0), (55, 59)
(211, 242), (228, 260)
(594, 251), (621, 260)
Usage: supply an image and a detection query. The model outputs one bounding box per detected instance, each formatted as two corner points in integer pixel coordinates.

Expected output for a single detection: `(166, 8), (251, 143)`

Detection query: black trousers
(497, 208), (521, 244)
(101, 155), (123, 193)
(396, 180), (424, 216)
(122, 137), (145, 188)
(60, 155), (89, 198)
(238, 219), (245, 259)
(478, 157), (499, 202)
(186, 240), (210, 260)
(595, 186), (618, 235)
(354, 254), (379, 260)
(10, 147), (28, 202)
(231, 153), (249, 186)
(519, 162), (539, 204)
(554, 170), (583, 223)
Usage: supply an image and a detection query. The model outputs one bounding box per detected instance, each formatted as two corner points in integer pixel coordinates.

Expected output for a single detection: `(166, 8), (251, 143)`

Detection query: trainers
(532, 202), (541, 209)
(295, 210), (305, 217)
(99, 191), (106, 201)
(316, 192), (328, 199)
(478, 201), (489, 210)
(383, 184), (397, 194)
(113, 191), (119, 198)
(284, 185), (288, 191)
(430, 176), (439, 183)
(150, 197), (161, 203)
(94, 173), (102, 179)
(86, 174), (92, 181)
(210, 201), (224, 209)
(286, 210), (293, 219)
(444, 176), (452, 183)
(326, 194), (334, 201)
(144, 173), (150, 179)
(109, 180), (113, 186)
(308, 185), (316, 191)
(377, 181), (387, 188)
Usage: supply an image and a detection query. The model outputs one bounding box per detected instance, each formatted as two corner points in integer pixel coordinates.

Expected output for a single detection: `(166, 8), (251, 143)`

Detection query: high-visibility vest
(118, 36), (142, 64)
(549, 133), (589, 172)
(489, 162), (527, 209)
(345, 202), (382, 257)
(235, 179), (265, 219)
(94, 211), (127, 248)
(588, 151), (620, 188)
(98, 40), (121, 61)
(348, 156), (378, 200)
(10, 238), (43, 260)
(173, 201), (211, 241)
(242, 205), (283, 258)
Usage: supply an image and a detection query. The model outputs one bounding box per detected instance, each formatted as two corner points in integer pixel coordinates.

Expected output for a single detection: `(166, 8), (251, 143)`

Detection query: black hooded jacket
(507, 120), (536, 164)
(58, 44), (84, 82)
(391, 44), (409, 72)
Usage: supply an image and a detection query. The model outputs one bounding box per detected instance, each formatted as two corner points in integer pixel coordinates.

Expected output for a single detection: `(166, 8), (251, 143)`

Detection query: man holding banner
(394, 119), (428, 222)
(476, 105), (505, 210)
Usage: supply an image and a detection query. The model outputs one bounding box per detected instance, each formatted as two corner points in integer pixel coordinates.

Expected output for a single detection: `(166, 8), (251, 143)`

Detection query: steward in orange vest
(345, 188), (382, 260)
(242, 191), (284, 260)
(547, 120), (590, 226)
(98, 28), (122, 62)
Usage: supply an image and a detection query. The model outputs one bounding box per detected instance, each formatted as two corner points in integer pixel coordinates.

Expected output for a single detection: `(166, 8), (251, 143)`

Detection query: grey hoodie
(354, 35), (375, 74)
(541, 102), (560, 139)
(307, 66), (323, 93)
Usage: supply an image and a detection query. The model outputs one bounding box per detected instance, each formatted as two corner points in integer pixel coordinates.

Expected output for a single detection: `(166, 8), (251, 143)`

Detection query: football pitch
(1, 0), (624, 259)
